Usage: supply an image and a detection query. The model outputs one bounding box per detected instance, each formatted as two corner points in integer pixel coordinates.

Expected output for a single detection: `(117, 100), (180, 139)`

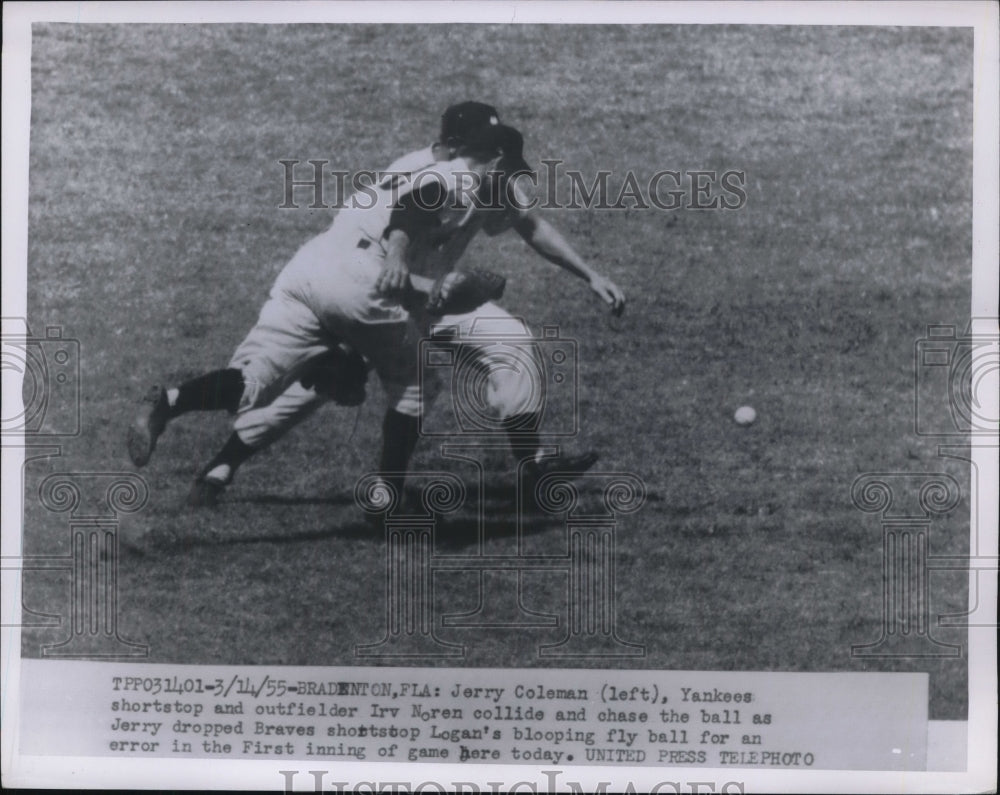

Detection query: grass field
(21, 24), (972, 719)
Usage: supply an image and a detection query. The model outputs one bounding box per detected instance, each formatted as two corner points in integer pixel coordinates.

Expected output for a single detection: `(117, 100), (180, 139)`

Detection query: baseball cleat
(127, 385), (170, 467)
(520, 450), (600, 512)
(188, 476), (227, 508)
(523, 450), (600, 483)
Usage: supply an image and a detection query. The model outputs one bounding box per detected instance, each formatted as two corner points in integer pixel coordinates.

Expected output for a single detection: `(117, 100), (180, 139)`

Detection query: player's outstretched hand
(590, 274), (626, 317)
(376, 258), (410, 296)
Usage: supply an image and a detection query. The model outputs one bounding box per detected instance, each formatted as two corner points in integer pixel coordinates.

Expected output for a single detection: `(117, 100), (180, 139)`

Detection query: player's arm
(379, 228), (439, 300)
(375, 179), (446, 296)
(507, 181), (625, 316)
(378, 231), (497, 313)
(376, 227), (411, 295)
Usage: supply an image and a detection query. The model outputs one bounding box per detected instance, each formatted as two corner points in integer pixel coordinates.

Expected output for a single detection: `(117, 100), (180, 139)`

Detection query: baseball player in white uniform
(128, 104), (625, 507)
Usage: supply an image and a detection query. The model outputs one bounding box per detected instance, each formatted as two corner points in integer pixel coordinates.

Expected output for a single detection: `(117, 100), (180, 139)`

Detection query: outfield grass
(22, 24), (971, 718)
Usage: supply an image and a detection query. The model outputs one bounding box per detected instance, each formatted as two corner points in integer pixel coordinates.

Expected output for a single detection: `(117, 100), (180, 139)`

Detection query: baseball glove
(298, 345), (368, 406)
(424, 268), (507, 317)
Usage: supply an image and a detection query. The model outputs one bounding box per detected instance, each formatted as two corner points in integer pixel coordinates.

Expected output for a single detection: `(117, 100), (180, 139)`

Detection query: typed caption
(18, 661), (928, 771)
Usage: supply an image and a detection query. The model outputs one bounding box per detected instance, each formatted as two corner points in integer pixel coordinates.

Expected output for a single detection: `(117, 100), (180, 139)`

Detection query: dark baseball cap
(459, 123), (531, 175)
(440, 101), (501, 144)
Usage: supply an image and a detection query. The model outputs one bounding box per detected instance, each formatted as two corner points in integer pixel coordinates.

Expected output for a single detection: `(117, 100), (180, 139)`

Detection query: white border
(2, 2), (997, 792)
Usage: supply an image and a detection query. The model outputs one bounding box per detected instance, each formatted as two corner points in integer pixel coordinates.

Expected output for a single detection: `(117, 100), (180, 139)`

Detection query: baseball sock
(200, 432), (256, 484)
(378, 409), (421, 494)
(168, 368), (244, 417)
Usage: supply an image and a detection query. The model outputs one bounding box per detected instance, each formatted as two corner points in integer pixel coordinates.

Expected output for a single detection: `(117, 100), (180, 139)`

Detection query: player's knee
(232, 407), (280, 449)
(489, 368), (544, 418)
(483, 341), (544, 417)
(234, 374), (266, 414)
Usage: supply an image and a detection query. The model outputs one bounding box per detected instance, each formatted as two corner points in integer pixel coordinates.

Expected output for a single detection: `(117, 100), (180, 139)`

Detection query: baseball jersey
(330, 155), (500, 280)
(383, 145), (519, 267)
(230, 146), (537, 430)
(382, 146), (436, 177)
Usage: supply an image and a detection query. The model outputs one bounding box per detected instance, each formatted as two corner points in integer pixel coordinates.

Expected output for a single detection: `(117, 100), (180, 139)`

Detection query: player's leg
(187, 432), (257, 507)
(128, 232), (335, 467)
(185, 296), (366, 507)
(299, 236), (436, 506)
(127, 368), (245, 467)
(187, 234), (375, 503)
(374, 357), (427, 505)
(343, 317), (441, 507)
(377, 407), (421, 489)
(129, 286), (334, 480)
(188, 380), (330, 506)
(436, 304), (597, 480)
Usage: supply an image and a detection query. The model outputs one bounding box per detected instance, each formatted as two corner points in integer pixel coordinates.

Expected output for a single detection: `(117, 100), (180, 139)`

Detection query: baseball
(734, 405), (757, 426)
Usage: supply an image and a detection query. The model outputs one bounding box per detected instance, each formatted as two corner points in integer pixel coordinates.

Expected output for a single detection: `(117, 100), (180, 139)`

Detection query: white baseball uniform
(231, 148), (541, 448)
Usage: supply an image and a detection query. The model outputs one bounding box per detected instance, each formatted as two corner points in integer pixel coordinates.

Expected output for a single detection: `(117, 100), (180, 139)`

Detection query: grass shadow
(232, 493), (357, 507)
(141, 518), (378, 552)
(430, 512), (563, 550)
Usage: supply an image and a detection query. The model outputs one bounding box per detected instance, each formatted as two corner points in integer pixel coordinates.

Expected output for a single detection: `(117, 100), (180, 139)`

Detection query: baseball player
(129, 108), (624, 507)
(126, 117), (514, 503)
(366, 119), (627, 507)
(127, 105), (506, 506)
(225, 102), (522, 469)
(183, 103), (516, 504)
(208, 103), (626, 503)
(126, 263), (501, 490)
